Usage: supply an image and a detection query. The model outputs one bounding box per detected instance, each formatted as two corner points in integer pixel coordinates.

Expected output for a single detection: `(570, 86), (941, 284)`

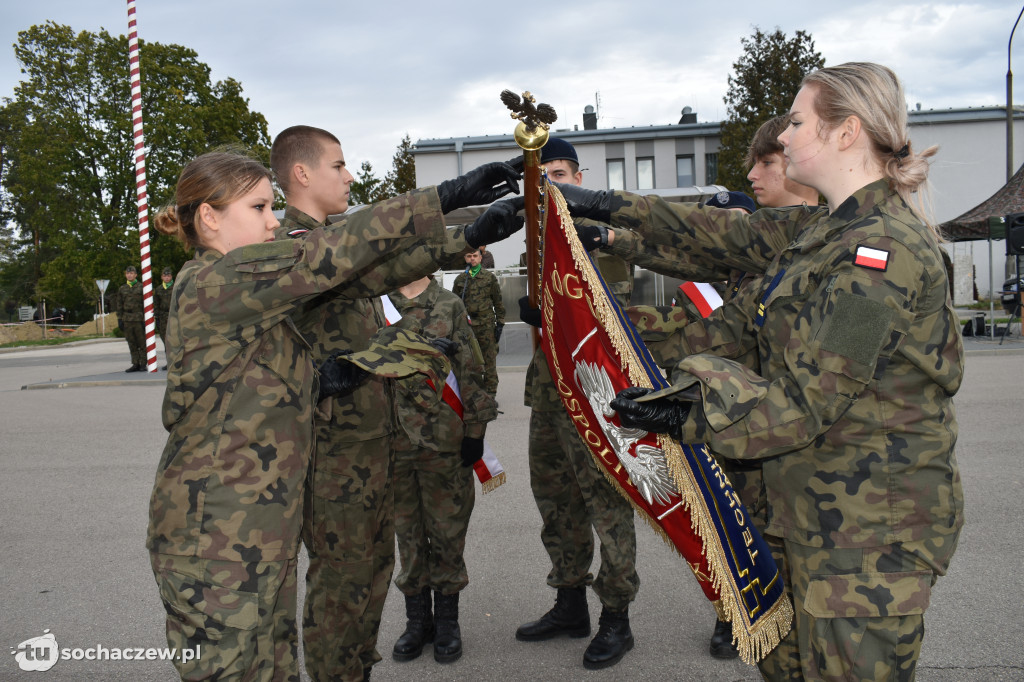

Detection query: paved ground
(0, 330), (1021, 681)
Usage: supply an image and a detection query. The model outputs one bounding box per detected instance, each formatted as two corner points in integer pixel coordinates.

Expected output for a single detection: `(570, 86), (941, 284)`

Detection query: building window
(607, 159), (625, 190)
(705, 153), (719, 185)
(636, 157), (654, 190)
(676, 155), (695, 187)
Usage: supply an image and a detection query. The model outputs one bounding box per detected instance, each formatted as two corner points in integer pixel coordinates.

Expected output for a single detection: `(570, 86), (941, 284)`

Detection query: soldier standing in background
(515, 137), (639, 671)
(115, 264), (145, 372)
(452, 249), (504, 399)
(154, 266), (174, 370)
(271, 125), (522, 682)
(388, 275), (497, 665)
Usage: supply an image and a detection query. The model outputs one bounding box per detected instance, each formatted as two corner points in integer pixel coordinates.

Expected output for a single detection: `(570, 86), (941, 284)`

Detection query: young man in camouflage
(388, 275), (497, 665)
(515, 137), (639, 671)
(271, 125), (521, 682)
(451, 248), (504, 398)
(154, 266), (174, 370)
(114, 264), (145, 372)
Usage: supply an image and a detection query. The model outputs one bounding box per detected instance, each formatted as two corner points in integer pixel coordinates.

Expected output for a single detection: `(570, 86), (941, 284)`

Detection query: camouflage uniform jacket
(147, 189), (448, 563)
(277, 204), (468, 441)
(389, 279), (497, 446)
(452, 266), (504, 327)
(115, 280), (144, 323)
(606, 180), (964, 550)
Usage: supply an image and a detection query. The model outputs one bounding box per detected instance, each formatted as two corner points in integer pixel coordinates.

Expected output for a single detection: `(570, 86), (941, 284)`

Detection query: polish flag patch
(854, 246), (890, 271)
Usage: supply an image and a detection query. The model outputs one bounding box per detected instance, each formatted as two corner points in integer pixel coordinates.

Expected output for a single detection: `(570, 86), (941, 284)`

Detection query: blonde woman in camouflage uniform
(387, 275), (497, 665)
(563, 63), (964, 682)
(148, 150), (522, 681)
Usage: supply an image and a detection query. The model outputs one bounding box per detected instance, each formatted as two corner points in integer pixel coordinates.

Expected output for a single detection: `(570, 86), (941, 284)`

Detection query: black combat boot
(515, 586), (590, 641)
(433, 591), (462, 663)
(709, 618), (738, 659)
(582, 606), (634, 670)
(392, 587), (433, 662)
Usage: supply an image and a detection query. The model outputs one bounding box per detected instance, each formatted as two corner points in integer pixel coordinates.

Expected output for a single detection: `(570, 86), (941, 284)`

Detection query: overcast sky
(1, 1), (1021, 174)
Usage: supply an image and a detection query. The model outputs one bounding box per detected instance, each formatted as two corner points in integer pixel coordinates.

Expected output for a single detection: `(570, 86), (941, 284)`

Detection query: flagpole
(501, 90), (556, 349)
(127, 0), (158, 372)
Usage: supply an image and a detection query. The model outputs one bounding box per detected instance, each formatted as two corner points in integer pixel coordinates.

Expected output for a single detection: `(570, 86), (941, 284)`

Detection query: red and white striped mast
(127, 0), (158, 372)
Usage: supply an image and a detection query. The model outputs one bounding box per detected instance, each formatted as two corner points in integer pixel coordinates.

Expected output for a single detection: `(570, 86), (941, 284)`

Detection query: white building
(414, 105), (1024, 301)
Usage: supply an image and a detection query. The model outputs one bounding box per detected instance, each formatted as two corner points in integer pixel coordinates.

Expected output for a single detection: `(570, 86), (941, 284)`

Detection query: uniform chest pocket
(755, 268), (813, 329)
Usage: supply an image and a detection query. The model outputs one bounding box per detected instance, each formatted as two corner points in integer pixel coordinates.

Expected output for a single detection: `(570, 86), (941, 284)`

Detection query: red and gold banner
(540, 182), (792, 663)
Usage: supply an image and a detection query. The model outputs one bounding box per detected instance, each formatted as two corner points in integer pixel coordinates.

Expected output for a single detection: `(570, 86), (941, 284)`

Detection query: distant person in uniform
(452, 248), (504, 399)
(154, 267), (174, 369)
(115, 264), (145, 372)
(478, 245), (495, 269)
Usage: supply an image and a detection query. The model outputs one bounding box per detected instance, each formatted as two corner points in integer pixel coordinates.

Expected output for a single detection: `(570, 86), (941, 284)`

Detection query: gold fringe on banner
(547, 184), (793, 664)
(480, 471), (506, 494)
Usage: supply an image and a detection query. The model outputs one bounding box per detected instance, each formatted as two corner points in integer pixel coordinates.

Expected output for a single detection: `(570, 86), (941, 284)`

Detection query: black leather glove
(429, 337), (459, 358)
(504, 155), (524, 174)
(317, 353), (371, 402)
(576, 223), (609, 252)
(494, 322), (504, 342)
(436, 162), (522, 214)
(518, 296), (542, 328)
(465, 196), (525, 248)
(609, 386), (691, 441)
(460, 437), (484, 468)
(553, 182), (613, 223)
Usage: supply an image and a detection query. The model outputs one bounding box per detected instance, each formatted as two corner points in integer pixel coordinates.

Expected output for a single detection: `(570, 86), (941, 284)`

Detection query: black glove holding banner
(609, 386), (691, 441)
(429, 337), (459, 358)
(553, 182), (613, 224)
(460, 437), (484, 468)
(436, 162), (522, 214)
(465, 196), (525, 248)
(317, 353), (371, 402)
(518, 296), (542, 328)
(494, 322), (504, 343)
(576, 223), (609, 251)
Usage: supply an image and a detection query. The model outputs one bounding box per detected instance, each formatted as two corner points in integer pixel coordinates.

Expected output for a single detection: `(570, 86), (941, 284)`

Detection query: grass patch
(0, 335), (111, 350)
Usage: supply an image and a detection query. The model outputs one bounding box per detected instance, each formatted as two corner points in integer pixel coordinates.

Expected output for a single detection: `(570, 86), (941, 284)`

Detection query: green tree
(0, 21), (271, 320)
(715, 27), (824, 193)
(384, 134), (416, 196)
(349, 160), (387, 205)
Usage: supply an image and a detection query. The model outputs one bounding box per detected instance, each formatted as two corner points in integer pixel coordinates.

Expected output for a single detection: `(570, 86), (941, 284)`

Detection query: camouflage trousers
(124, 319), (146, 366)
(757, 532), (960, 682)
(150, 553), (299, 682)
(302, 432), (395, 682)
(393, 439), (476, 596)
(528, 407), (639, 611)
(469, 321), (498, 397)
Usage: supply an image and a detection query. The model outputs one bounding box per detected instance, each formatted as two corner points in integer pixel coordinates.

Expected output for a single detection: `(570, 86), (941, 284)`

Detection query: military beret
(162, 267), (173, 276)
(124, 265), (137, 274)
(541, 137), (578, 165)
(704, 191), (756, 214)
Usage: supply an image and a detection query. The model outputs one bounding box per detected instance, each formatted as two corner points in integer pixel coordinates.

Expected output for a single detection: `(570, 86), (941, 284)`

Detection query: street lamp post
(1008, 5), (1024, 182)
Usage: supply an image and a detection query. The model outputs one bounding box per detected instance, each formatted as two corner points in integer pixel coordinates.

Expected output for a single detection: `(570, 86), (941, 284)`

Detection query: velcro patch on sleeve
(821, 291), (896, 367)
(854, 246), (889, 271)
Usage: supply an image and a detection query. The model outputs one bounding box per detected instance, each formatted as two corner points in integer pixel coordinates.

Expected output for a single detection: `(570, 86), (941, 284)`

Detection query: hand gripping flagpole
(127, 0), (159, 372)
(500, 90), (556, 349)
